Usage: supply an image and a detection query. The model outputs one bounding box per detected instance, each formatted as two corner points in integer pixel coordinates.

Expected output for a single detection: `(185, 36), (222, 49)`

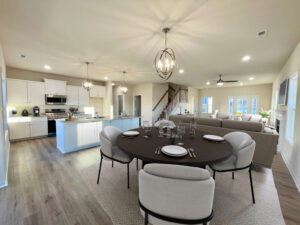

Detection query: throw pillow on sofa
(250, 114), (262, 123)
(241, 114), (252, 121)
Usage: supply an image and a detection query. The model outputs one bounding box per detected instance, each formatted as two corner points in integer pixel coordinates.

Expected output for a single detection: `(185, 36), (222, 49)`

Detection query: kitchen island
(56, 116), (139, 153)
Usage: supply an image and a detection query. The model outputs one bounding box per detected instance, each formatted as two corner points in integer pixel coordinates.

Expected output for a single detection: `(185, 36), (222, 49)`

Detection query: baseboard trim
(281, 152), (300, 192)
(0, 181), (8, 189)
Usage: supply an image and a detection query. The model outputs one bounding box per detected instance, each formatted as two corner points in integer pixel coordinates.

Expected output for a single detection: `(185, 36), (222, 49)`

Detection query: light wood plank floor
(0, 137), (299, 225)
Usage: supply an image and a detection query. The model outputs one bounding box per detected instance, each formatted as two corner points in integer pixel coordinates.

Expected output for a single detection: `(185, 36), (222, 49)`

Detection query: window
(202, 97), (213, 113)
(237, 98), (247, 114)
(251, 98), (257, 114)
(229, 98), (233, 114)
(286, 74), (298, 143)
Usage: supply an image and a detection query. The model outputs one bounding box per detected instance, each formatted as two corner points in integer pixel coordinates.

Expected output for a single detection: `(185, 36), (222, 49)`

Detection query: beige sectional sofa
(169, 115), (279, 168)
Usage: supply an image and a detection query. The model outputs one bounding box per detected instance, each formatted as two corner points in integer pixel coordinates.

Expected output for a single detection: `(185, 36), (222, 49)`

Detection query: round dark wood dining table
(117, 127), (233, 167)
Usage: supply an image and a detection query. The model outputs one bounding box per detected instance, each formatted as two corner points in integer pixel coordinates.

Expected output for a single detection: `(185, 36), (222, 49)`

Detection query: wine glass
(143, 121), (151, 137)
(177, 125), (185, 145)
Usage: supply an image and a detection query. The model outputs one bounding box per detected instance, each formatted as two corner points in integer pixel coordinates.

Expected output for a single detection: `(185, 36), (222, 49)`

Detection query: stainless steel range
(45, 109), (67, 136)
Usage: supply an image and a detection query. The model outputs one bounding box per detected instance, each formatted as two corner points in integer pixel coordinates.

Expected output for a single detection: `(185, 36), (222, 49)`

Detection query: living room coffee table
(117, 127), (233, 167)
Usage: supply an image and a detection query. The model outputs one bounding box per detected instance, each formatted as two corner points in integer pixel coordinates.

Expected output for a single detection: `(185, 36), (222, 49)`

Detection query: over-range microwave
(45, 94), (67, 105)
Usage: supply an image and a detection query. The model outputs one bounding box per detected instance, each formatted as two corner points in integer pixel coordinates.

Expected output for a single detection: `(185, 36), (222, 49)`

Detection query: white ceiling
(1, 0), (300, 88)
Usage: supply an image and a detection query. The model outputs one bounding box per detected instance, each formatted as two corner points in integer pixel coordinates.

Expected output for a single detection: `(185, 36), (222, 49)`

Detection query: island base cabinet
(102, 118), (139, 132)
(77, 122), (102, 146)
(56, 121), (102, 154)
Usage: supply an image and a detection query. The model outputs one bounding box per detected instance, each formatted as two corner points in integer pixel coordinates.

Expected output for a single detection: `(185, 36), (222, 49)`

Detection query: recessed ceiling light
(242, 55), (251, 62)
(249, 77), (254, 80)
(179, 69), (184, 74)
(112, 82), (115, 86)
(240, 82), (244, 86)
(206, 81), (210, 85)
(104, 76), (108, 80)
(44, 65), (51, 70)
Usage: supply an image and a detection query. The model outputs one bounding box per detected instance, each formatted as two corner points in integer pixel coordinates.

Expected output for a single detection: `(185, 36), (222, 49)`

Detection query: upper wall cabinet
(66, 85), (89, 106)
(27, 81), (45, 105)
(89, 85), (106, 98)
(7, 79), (28, 105)
(7, 79), (45, 105)
(44, 79), (66, 95)
(78, 87), (89, 106)
(66, 85), (79, 105)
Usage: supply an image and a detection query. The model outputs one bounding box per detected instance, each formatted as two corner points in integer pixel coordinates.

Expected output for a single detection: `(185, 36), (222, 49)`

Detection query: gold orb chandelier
(154, 27), (176, 80)
(82, 62), (93, 91)
(120, 71), (128, 94)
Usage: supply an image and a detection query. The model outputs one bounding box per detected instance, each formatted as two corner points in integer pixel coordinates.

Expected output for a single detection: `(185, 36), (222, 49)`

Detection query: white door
(27, 81), (45, 105)
(7, 79), (28, 104)
(78, 87), (89, 106)
(8, 123), (30, 140)
(67, 85), (79, 105)
(30, 122), (48, 137)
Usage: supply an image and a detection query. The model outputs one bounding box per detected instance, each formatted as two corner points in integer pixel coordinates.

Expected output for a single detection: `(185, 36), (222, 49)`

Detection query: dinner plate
(161, 145), (188, 157)
(203, 134), (224, 142)
(122, 131), (140, 136)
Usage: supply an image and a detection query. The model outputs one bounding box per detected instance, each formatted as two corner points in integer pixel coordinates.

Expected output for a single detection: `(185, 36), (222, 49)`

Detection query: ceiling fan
(213, 74), (238, 86)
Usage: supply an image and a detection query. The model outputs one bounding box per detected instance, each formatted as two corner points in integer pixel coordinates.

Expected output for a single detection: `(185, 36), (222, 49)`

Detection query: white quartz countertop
(8, 116), (47, 123)
(55, 116), (139, 124)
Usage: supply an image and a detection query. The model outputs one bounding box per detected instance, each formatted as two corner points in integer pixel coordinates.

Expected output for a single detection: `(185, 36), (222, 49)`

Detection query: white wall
(188, 87), (199, 116)
(199, 84), (273, 116)
(132, 83), (153, 123)
(271, 41), (300, 191)
(0, 41), (9, 188)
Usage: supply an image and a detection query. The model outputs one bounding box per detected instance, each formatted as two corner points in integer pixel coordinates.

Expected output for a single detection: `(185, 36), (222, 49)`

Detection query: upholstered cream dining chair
(209, 131), (256, 203)
(139, 164), (215, 225)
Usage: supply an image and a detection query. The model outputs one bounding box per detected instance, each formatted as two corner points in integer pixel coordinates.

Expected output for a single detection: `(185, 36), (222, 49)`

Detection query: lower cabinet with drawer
(8, 117), (48, 141)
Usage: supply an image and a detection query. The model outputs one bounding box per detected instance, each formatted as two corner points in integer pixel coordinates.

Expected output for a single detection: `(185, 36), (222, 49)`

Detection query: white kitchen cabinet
(7, 79), (28, 104)
(8, 123), (30, 140)
(77, 122), (101, 146)
(67, 85), (79, 105)
(27, 81), (45, 105)
(30, 122), (48, 137)
(89, 85), (106, 98)
(8, 117), (48, 141)
(7, 79), (45, 105)
(78, 87), (89, 106)
(44, 79), (66, 95)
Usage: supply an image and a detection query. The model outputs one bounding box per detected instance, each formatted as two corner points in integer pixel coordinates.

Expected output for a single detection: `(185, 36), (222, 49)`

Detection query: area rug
(80, 159), (285, 225)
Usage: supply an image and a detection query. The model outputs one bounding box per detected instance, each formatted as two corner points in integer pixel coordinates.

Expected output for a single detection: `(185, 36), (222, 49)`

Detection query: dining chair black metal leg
(127, 163), (130, 189)
(144, 212), (148, 225)
(112, 160), (114, 168)
(136, 158), (138, 170)
(97, 155), (103, 184)
(213, 171), (216, 179)
(232, 172), (234, 180)
(249, 166), (255, 204)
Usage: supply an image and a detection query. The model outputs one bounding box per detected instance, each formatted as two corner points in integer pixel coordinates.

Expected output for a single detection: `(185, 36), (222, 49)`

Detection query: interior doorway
(134, 95), (141, 125)
(118, 95), (123, 115)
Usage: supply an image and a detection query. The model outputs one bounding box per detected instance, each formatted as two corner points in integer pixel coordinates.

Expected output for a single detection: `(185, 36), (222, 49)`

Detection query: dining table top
(116, 127), (233, 167)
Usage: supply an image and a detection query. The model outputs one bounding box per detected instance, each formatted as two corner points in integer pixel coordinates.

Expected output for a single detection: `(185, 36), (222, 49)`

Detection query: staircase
(152, 85), (188, 123)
